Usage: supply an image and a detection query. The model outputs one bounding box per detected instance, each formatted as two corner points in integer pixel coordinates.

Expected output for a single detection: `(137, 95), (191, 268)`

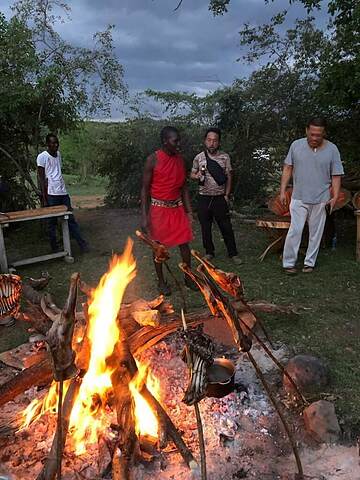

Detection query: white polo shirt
(37, 150), (67, 196)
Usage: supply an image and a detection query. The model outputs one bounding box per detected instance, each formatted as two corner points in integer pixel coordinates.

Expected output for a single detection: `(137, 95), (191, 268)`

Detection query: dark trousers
(197, 195), (238, 257)
(47, 194), (87, 250)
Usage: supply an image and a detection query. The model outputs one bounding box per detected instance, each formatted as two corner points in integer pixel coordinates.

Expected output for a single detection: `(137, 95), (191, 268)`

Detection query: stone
(303, 400), (341, 443)
(283, 354), (328, 393)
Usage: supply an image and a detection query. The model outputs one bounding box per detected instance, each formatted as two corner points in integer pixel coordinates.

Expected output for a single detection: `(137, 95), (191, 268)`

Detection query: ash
(0, 337), (358, 480)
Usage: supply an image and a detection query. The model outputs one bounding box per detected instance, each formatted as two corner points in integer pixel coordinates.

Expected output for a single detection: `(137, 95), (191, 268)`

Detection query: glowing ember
(18, 238), (161, 456)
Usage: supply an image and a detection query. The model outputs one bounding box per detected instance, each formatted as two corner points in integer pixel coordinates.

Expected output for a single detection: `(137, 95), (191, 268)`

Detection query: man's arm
(140, 154), (155, 233)
(37, 166), (48, 206)
(181, 183), (193, 221)
(328, 175), (341, 213)
(280, 165), (293, 205)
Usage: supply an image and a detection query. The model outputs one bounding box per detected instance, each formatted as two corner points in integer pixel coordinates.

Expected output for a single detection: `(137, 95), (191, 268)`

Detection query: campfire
(18, 240), (161, 462)
(0, 235), (310, 480)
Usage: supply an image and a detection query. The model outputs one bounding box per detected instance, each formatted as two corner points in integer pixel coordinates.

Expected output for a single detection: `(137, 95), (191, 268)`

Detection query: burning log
(109, 335), (198, 472)
(36, 374), (83, 480)
(0, 356), (53, 408)
(110, 340), (138, 480)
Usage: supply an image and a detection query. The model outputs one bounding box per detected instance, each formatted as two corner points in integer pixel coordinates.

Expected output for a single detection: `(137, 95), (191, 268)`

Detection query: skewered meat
(0, 274), (22, 318)
(135, 230), (170, 263)
(191, 250), (244, 298)
(181, 327), (215, 405)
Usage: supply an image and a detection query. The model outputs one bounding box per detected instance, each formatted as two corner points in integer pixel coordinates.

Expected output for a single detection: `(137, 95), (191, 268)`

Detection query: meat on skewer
(135, 230), (170, 263)
(191, 249), (244, 299)
(0, 274), (22, 318)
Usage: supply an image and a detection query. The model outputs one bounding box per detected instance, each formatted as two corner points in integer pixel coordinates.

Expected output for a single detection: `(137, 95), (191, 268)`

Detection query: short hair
(204, 127), (221, 141)
(46, 133), (59, 143)
(307, 117), (327, 129)
(160, 126), (179, 144)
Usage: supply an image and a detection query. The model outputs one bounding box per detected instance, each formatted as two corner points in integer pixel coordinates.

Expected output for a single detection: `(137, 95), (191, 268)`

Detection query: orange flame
(19, 380), (70, 429)
(129, 363), (161, 438)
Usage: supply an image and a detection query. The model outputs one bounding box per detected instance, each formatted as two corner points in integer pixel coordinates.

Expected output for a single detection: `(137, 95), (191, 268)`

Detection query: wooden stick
(37, 374), (83, 480)
(140, 384), (197, 470)
(181, 310), (206, 480)
(56, 377), (64, 480)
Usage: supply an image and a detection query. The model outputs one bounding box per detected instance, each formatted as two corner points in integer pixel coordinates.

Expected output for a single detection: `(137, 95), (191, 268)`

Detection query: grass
(30, 172), (108, 197)
(63, 174), (107, 197)
(1, 205), (359, 436)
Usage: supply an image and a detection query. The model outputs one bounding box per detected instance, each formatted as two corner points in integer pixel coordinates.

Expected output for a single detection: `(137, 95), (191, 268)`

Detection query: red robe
(149, 149), (193, 247)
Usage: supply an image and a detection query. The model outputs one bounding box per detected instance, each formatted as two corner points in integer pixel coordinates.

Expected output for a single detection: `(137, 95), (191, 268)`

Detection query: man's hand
(224, 195), (230, 204)
(280, 191), (287, 206)
(327, 197), (337, 214)
(190, 171), (201, 180)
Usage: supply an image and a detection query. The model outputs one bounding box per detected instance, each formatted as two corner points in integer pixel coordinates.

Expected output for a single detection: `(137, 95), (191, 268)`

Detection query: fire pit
(0, 238), (311, 480)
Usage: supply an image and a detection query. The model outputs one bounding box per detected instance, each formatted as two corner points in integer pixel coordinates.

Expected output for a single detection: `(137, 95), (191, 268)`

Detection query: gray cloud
(2, 0), (328, 118)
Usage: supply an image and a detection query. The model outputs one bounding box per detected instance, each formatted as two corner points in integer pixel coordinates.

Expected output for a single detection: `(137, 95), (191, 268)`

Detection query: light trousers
(282, 199), (327, 268)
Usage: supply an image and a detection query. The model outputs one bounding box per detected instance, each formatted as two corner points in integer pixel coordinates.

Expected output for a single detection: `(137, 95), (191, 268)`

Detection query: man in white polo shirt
(37, 134), (89, 252)
(280, 117), (344, 274)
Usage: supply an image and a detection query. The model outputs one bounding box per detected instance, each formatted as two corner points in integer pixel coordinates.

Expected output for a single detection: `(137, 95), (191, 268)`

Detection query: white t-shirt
(37, 150), (67, 195)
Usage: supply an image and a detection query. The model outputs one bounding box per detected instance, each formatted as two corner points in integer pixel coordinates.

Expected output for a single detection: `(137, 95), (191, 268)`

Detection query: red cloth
(149, 149), (193, 247)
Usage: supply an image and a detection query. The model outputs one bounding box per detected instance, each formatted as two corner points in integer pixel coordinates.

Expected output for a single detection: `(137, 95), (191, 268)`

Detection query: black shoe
(158, 281), (172, 296)
(184, 276), (198, 292)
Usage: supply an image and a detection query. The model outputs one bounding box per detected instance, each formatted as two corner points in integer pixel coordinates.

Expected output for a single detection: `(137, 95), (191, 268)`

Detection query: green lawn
(1, 207), (359, 437)
(63, 174), (107, 196)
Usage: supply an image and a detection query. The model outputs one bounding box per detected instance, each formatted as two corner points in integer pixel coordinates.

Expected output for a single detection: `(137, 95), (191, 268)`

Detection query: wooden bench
(255, 216), (291, 262)
(0, 206), (74, 273)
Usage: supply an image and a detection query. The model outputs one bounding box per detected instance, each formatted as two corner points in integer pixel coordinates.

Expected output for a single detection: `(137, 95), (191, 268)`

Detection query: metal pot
(206, 357), (235, 399)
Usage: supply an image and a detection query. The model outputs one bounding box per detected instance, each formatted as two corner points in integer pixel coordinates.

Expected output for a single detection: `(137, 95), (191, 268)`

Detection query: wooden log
(110, 340), (138, 480)
(0, 357), (53, 407)
(36, 375), (82, 480)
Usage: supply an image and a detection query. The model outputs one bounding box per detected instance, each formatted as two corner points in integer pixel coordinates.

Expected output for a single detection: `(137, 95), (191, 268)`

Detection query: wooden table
(355, 210), (360, 261)
(255, 216), (291, 262)
(0, 206), (74, 273)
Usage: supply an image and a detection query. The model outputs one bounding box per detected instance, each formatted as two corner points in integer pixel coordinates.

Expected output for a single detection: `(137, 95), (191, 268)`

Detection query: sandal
(283, 267), (297, 275)
(302, 266), (314, 273)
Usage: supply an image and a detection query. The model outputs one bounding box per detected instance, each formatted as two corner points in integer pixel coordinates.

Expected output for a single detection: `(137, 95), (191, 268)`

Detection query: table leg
(0, 225), (9, 273)
(61, 216), (74, 264)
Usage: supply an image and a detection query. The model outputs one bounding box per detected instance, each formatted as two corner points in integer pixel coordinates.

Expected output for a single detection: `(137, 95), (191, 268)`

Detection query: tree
(0, 0), (126, 209)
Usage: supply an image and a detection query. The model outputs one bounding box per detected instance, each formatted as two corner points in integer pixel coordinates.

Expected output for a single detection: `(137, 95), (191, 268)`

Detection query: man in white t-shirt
(37, 134), (89, 252)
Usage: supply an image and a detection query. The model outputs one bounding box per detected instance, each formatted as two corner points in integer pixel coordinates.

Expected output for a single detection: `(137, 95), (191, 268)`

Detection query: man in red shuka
(141, 126), (196, 295)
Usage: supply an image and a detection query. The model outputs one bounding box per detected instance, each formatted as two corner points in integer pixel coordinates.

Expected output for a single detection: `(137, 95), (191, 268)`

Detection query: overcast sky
(2, 0), (327, 118)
